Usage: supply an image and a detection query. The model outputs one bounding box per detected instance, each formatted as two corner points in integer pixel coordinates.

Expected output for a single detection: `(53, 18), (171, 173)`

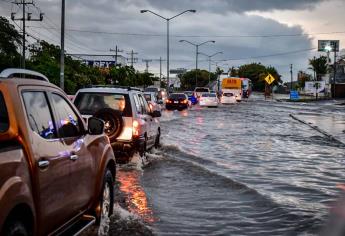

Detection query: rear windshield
(209, 93), (217, 97)
(195, 88), (209, 92)
(223, 93), (234, 97)
(144, 87), (158, 93)
(0, 93), (9, 132)
(169, 94), (186, 100)
(74, 92), (132, 117)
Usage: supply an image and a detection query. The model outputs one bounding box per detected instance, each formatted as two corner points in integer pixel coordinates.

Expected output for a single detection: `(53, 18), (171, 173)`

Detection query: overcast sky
(1, 0), (344, 82)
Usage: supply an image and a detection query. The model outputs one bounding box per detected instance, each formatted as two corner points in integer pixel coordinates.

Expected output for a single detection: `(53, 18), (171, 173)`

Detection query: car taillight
(181, 99), (188, 104)
(133, 120), (139, 137)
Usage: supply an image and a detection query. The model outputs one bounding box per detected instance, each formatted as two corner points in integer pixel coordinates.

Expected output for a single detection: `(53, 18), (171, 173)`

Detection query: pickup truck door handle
(38, 160), (50, 169)
(70, 154), (79, 161)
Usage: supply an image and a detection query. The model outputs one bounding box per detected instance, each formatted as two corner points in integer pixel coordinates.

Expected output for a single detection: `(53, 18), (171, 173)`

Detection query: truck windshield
(0, 92), (9, 132)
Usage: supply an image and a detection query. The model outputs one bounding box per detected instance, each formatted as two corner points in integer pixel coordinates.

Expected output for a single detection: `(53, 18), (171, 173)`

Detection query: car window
(209, 93), (217, 97)
(74, 92), (132, 117)
(22, 91), (56, 139)
(138, 94), (150, 114)
(144, 94), (152, 101)
(0, 92), (9, 133)
(224, 93), (234, 97)
(195, 88), (209, 92)
(51, 93), (83, 138)
(169, 94), (186, 100)
(202, 93), (209, 97)
(133, 94), (142, 114)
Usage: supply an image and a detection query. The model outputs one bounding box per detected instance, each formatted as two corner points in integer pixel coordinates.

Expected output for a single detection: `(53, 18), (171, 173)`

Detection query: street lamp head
(140, 10), (148, 13)
(188, 10), (196, 13)
(211, 40), (216, 43)
(179, 40), (185, 42)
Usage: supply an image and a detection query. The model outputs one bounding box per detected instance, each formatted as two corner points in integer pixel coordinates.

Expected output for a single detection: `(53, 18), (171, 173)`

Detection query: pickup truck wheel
(3, 221), (29, 236)
(97, 169), (114, 235)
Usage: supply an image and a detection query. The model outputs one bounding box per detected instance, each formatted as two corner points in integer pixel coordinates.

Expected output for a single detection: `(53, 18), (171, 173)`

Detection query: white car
(199, 93), (219, 107)
(143, 92), (162, 112)
(221, 92), (237, 104)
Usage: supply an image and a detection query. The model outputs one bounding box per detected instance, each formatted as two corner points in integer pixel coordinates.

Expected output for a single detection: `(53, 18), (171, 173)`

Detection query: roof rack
(83, 85), (142, 91)
(0, 68), (49, 82)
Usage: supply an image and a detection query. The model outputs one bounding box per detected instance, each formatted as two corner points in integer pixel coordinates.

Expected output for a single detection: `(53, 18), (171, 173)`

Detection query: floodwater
(112, 94), (345, 236)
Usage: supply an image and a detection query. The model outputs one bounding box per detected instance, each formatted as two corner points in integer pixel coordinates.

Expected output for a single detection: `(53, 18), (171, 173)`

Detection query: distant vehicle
(221, 77), (242, 102)
(194, 87), (210, 100)
(144, 87), (159, 94)
(184, 91), (197, 105)
(144, 92), (162, 112)
(74, 86), (161, 163)
(199, 92), (219, 107)
(0, 68), (116, 235)
(221, 92), (237, 104)
(166, 93), (189, 111)
(241, 78), (252, 98)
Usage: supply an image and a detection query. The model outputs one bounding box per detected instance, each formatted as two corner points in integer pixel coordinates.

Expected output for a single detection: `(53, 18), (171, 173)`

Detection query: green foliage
(308, 56), (328, 81)
(0, 16), (21, 71)
(238, 63), (282, 91)
(179, 69), (217, 90)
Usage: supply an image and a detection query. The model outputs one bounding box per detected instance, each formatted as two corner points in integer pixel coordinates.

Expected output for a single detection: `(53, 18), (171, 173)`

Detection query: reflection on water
(117, 170), (155, 223)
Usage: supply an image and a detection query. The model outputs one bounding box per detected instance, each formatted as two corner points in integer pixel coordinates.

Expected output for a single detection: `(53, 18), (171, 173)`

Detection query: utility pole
(127, 50), (138, 67)
(333, 51), (337, 98)
(11, 0), (44, 69)
(110, 45), (123, 66)
(159, 57), (162, 85)
(142, 59), (152, 73)
(60, 0), (65, 90)
(290, 64), (293, 92)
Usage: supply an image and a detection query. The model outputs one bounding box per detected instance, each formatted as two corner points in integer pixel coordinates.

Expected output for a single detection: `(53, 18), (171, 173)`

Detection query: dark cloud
(145, 0), (327, 13)
(0, 0), (321, 80)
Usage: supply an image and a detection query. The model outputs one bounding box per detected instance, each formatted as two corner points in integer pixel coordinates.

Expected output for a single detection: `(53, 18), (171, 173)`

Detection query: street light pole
(179, 40), (216, 88)
(198, 51), (223, 85)
(140, 9), (196, 93)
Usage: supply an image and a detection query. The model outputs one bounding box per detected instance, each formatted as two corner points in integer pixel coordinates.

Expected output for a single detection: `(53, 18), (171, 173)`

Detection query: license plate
(174, 101), (178, 104)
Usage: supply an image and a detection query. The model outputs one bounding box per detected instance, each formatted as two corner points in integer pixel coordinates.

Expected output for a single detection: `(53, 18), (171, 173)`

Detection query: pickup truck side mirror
(151, 110), (162, 118)
(88, 117), (104, 135)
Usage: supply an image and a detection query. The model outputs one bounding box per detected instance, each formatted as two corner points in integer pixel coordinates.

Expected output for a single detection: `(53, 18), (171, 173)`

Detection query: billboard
(318, 40), (339, 52)
(305, 81), (326, 94)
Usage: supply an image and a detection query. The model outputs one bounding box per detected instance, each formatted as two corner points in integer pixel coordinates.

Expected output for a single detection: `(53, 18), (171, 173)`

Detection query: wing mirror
(88, 117), (104, 135)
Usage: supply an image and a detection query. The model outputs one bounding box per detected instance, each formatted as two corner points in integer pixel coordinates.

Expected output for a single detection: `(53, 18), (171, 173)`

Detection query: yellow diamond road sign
(264, 74), (275, 85)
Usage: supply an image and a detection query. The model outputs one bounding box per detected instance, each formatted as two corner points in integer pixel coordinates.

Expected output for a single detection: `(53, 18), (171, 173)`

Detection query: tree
(308, 56), (328, 81)
(0, 16), (21, 71)
(179, 69), (217, 90)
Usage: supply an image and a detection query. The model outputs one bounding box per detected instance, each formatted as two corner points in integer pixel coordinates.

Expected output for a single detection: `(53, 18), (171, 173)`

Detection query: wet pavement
(112, 94), (345, 236)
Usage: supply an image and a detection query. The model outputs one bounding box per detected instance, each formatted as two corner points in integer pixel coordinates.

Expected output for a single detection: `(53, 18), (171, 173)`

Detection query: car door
(49, 92), (94, 213)
(21, 90), (76, 234)
(138, 94), (155, 145)
(136, 94), (152, 143)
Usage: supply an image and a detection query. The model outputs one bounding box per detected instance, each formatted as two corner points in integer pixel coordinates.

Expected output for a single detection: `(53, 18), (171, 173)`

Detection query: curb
(289, 114), (345, 146)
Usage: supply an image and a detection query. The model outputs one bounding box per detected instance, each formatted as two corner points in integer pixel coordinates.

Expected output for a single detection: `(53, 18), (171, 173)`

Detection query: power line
(23, 25), (345, 38)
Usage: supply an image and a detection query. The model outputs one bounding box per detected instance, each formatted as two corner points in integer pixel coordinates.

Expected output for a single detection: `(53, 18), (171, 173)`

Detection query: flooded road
(115, 94), (345, 235)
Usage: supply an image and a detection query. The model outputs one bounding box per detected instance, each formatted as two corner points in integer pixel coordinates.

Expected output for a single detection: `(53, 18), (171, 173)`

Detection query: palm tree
(308, 56), (328, 81)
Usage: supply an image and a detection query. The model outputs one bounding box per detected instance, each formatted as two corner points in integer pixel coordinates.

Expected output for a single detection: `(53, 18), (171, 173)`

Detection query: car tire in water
(154, 129), (160, 148)
(97, 168), (114, 235)
(94, 108), (123, 142)
(3, 221), (29, 236)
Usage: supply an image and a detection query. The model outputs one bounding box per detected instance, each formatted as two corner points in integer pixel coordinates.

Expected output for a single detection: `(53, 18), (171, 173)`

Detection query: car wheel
(3, 220), (29, 236)
(94, 108), (124, 142)
(139, 136), (147, 157)
(97, 169), (114, 235)
(154, 129), (161, 148)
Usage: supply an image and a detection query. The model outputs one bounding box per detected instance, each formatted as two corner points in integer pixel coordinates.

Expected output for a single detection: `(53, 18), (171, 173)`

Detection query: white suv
(73, 86), (161, 163)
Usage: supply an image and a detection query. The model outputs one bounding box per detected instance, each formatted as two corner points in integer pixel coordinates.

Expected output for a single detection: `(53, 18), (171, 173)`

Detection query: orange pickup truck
(0, 69), (116, 235)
